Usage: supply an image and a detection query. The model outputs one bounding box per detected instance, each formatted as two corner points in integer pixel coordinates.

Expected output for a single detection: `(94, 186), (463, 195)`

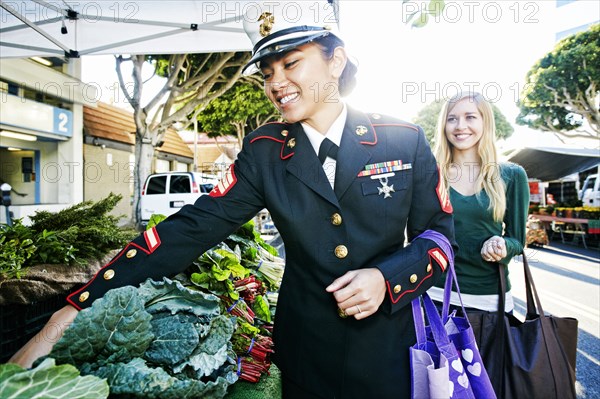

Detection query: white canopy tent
(0, 0), (253, 58)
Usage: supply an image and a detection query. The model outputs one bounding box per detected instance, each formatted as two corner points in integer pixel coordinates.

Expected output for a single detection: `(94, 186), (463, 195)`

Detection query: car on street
(140, 172), (219, 225)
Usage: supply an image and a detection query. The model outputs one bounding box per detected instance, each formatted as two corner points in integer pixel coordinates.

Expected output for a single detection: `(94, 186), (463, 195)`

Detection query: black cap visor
(243, 31), (334, 74)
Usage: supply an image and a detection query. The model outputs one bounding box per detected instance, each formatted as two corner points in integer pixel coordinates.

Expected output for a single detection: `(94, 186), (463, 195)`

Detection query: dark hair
(314, 34), (358, 97)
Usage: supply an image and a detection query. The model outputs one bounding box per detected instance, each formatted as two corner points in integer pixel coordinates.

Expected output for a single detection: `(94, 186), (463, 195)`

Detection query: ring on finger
(356, 305), (362, 314)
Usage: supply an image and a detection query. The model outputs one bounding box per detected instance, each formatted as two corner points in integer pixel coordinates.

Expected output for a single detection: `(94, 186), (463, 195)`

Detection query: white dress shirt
(301, 104), (347, 189)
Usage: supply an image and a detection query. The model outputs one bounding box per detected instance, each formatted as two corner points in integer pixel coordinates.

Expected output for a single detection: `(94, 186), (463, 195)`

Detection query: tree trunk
(132, 128), (155, 228)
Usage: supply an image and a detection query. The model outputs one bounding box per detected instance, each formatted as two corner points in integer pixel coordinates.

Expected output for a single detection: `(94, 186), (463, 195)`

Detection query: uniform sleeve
(67, 136), (266, 310)
(372, 128), (456, 313)
(502, 164), (529, 261)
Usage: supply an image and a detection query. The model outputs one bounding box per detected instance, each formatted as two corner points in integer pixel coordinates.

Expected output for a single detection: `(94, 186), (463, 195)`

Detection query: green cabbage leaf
(0, 358), (109, 399)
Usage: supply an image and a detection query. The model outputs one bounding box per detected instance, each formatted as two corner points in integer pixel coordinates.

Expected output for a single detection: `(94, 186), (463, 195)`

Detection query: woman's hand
(326, 268), (386, 320)
(8, 304), (79, 368)
(481, 236), (507, 262)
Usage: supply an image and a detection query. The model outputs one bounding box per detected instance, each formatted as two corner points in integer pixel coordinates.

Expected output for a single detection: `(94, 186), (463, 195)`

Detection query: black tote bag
(467, 253), (578, 399)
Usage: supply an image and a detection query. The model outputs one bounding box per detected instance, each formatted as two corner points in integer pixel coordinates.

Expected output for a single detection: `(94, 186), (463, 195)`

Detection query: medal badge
(376, 175), (395, 199)
(358, 160), (412, 199)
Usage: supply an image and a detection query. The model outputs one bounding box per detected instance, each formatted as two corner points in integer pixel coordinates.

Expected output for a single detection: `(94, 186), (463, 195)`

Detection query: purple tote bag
(412, 231), (496, 399)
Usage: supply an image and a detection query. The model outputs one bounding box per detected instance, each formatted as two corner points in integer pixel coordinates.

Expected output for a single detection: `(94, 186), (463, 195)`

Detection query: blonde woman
(429, 92), (529, 312)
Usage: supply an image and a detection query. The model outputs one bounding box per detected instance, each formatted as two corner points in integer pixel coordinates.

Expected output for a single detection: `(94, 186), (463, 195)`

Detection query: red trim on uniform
(372, 123), (419, 132)
(386, 269), (434, 304)
(280, 145), (294, 160)
(436, 167), (453, 213)
(360, 120), (378, 145)
(143, 227), (161, 253)
(262, 121), (290, 126)
(66, 241), (151, 310)
(209, 165), (237, 197)
(250, 136), (285, 144)
(428, 248), (448, 272)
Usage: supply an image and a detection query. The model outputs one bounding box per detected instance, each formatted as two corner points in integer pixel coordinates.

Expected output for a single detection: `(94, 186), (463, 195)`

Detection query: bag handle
(411, 230), (468, 322)
(522, 252), (547, 317)
(422, 293), (457, 358)
(494, 251), (550, 350)
(411, 297), (428, 350)
(497, 252), (546, 317)
(442, 256), (469, 323)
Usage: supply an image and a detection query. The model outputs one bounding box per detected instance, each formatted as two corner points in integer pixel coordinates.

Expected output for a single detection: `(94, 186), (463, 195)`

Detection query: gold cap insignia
(258, 12), (274, 37)
(287, 138), (296, 148)
(355, 125), (368, 136)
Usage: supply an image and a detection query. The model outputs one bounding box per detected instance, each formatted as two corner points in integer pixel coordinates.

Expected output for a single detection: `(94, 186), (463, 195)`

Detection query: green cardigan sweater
(437, 162), (529, 295)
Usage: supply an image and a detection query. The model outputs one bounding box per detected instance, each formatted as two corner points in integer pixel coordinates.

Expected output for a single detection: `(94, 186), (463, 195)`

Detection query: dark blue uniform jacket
(68, 108), (455, 399)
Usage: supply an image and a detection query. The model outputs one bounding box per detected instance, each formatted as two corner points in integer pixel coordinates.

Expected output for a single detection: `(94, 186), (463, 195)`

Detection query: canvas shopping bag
(440, 266), (497, 399)
(410, 298), (451, 399)
(416, 229), (495, 399)
(411, 294), (476, 399)
(468, 254), (578, 399)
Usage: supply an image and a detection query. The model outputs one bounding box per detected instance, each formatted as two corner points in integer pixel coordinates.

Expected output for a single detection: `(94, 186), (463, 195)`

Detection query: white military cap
(242, 0), (343, 75)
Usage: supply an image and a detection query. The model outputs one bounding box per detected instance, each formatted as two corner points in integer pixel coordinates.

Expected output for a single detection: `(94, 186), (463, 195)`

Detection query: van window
(170, 175), (191, 194)
(146, 175), (167, 195)
(587, 176), (596, 190)
(200, 184), (214, 193)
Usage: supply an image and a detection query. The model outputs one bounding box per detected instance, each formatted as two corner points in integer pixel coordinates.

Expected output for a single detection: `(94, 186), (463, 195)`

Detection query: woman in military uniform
(11, 2), (455, 398)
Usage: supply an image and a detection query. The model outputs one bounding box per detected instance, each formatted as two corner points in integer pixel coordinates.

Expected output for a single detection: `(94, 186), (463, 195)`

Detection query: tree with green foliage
(517, 24), (599, 141)
(114, 52), (250, 226)
(197, 81), (280, 150)
(413, 100), (514, 146)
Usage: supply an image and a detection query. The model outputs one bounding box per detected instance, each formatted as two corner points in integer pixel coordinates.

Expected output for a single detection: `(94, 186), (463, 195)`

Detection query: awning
(0, 1), (251, 58)
(506, 147), (599, 181)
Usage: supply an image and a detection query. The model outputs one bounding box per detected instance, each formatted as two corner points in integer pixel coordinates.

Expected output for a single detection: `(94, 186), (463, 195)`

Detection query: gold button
(410, 274), (418, 284)
(393, 285), (401, 294)
(331, 213), (342, 226)
(334, 245), (348, 259)
(79, 291), (90, 302)
(126, 249), (137, 258)
(104, 269), (115, 280)
(426, 264), (432, 273)
(338, 308), (347, 318)
(371, 113), (381, 120)
(281, 130), (288, 137)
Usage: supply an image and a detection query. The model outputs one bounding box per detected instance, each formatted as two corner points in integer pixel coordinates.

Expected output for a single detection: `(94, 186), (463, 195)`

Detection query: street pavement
(509, 240), (599, 399)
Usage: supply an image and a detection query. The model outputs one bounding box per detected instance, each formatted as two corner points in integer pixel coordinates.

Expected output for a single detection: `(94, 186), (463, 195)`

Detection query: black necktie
(318, 138), (338, 164)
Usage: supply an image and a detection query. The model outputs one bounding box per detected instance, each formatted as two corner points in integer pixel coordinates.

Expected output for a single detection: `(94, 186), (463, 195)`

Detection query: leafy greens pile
(47, 280), (237, 398)
(0, 193), (135, 279)
(10, 218), (285, 398)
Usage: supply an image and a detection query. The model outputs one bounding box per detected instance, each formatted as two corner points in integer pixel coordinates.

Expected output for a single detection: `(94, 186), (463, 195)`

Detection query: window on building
(556, 0), (576, 7)
(1, 78), (72, 110)
(556, 22), (595, 40)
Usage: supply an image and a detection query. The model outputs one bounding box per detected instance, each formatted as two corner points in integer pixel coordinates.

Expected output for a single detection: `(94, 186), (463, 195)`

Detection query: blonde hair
(434, 92), (506, 222)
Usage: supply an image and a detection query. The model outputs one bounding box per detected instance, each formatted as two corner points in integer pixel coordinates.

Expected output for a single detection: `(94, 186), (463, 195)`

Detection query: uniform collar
(301, 103), (347, 155)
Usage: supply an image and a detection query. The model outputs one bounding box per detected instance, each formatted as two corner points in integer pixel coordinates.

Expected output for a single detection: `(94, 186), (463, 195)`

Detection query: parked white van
(579, 174), (600, 207)
(140, 172), (219, 225)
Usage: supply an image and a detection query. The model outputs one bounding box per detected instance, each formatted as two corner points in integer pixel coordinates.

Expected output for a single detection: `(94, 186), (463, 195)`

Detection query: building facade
(554, 0), (599, 40)
(1, 57), (194, 225)
(1, 57), (93, 224)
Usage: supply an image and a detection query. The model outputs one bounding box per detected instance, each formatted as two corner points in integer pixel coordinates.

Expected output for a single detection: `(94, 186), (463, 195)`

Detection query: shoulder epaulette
(368, 113), (420, 133)
(249, 122), (292, 144)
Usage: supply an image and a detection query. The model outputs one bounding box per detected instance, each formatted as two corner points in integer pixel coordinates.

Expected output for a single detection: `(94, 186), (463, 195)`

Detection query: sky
(81, 0), (598, 151)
